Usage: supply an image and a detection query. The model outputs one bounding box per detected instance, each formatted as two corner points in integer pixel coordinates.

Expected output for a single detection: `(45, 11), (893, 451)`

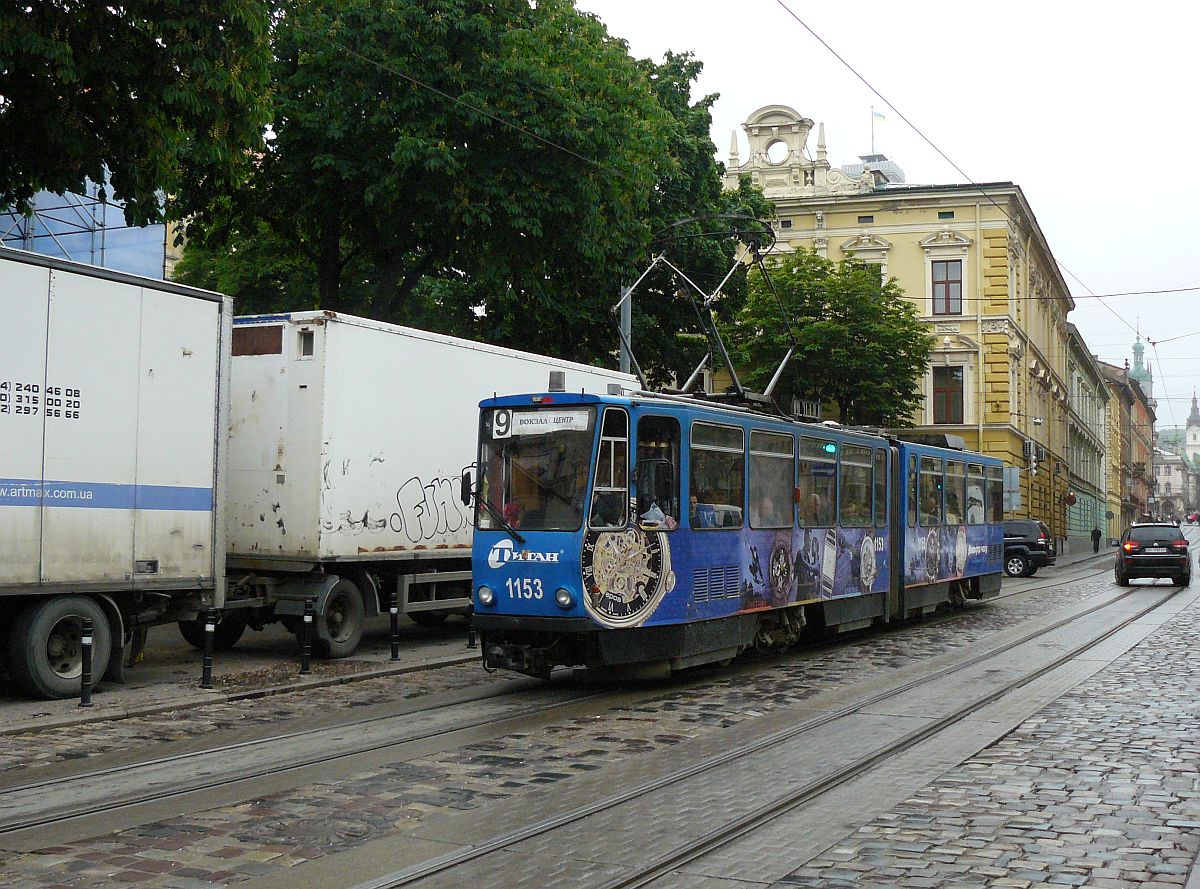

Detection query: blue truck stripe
(0, 478), (213, 511)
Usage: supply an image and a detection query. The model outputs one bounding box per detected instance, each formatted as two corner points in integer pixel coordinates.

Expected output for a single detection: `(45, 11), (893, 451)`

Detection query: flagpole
(870, 106), (875, 154)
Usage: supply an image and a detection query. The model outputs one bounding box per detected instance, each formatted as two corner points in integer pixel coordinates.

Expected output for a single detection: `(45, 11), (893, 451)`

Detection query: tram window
(987, 465), (1004, 522)
(967, 463), (986, 525)
(945, 461), (966, 525)
(635, 415), (680, 530)
(907, 456), (918, 527)
(874, 450), (888, 527)
(919, 456), (943, 526)
(477, 406), (595, 532)
(749, 430), (794, 529)
(690, 422), (745, 530)
(589, 408), (629, 530)
(839, 445), (873, 528)
(798, 437), (837, 527)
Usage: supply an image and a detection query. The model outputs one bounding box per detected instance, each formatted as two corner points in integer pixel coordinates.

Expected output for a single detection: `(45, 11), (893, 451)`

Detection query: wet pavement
(0, 615), (479, 736)
(3, 546), (1198, 887)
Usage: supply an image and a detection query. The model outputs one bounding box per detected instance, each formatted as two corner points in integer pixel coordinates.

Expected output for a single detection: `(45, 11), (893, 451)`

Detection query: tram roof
(479, 390), (1003, 465)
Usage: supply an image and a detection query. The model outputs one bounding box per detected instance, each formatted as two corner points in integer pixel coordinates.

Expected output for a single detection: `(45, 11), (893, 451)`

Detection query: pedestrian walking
(1090, 526), (1102, 553)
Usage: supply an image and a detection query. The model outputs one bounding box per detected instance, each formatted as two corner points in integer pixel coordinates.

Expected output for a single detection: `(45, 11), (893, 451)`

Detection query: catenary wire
(768, 0), (1142, 335)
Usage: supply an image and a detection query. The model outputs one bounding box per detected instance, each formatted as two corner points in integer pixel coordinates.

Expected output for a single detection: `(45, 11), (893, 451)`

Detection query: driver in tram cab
(503, 500), (523, 528)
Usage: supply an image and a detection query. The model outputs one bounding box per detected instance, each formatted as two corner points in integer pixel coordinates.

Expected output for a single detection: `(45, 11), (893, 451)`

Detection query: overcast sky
(578, 0), (1200, 431)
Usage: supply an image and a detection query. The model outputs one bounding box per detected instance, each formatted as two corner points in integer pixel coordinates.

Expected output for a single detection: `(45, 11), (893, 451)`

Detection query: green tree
(182, 0), (669, 346)
(622, 52), (773, 386)
(177, 6), (769, 373)
(0, 1), (272, 224)
(730, 248), (932, 426)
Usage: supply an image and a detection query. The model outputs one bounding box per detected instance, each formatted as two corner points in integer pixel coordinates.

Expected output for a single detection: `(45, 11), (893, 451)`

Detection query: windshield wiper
(478, 497), (525, 545)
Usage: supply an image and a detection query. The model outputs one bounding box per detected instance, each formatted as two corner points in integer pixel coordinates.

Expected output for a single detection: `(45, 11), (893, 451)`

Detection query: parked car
(1188, 512), (1200, 524)
(1114, 522), (1192, 586)
(1002, 519), (1057, 577)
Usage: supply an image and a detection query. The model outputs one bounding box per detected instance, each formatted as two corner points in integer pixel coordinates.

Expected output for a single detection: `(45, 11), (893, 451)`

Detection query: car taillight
(1037, 536), (1047, 545)
(1123, 541), (1139, 552)
(1174, 539), (1189, 548)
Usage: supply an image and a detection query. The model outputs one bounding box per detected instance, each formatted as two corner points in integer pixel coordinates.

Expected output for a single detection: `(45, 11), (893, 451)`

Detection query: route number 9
(493, 408), (512, 439)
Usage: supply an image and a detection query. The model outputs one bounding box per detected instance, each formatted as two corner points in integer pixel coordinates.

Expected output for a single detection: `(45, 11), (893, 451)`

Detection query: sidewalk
(0, 619), (480, 736)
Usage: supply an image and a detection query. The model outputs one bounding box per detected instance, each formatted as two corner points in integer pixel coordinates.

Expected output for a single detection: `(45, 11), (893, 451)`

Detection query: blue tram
(467, 390), (1004, 677)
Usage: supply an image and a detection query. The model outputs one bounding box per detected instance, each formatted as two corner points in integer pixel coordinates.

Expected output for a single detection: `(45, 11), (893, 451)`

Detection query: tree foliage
(176, 3), (768, 376)
(0, 0), (273, 224)
(730, 248), (932, 427)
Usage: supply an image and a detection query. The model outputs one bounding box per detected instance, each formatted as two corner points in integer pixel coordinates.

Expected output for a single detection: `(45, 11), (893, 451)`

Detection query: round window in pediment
(765, 139), (789, 165)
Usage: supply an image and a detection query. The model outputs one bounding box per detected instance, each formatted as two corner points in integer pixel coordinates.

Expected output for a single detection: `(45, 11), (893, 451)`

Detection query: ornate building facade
(1065, 324), (1109, 549)
(1099, 361), (1155, 526)
(724, 105), (1077, 535)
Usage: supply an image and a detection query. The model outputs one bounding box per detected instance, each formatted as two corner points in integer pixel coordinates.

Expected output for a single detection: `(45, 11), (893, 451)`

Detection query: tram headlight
(477, 585), (496, 607)
(554, 587), (574, 609)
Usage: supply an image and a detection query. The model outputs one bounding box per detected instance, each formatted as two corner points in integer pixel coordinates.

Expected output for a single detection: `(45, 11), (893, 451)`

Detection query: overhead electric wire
(771, 0), (1144, 339)
(1147, 328), (1200, 347)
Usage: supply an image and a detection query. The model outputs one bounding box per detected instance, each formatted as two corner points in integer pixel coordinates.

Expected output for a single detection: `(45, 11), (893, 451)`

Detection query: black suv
(1002, 519), (1056, 577)
(1115, 523), (1192, 586)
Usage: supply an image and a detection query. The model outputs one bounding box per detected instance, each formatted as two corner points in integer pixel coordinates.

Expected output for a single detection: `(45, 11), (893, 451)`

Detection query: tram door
(634, 415), (681, 529)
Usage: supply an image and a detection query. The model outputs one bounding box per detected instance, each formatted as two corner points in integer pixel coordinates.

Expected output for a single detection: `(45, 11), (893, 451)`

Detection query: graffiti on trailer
(322, 510), (388, 535)
(388, 464), (476, 543)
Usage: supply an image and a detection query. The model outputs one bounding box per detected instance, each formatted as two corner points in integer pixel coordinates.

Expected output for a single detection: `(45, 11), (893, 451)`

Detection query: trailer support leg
(200, 609), (216, 689)
(80, 617), (94, 708)
(300, 598), (314, 675)
(390, 590), (401, 661)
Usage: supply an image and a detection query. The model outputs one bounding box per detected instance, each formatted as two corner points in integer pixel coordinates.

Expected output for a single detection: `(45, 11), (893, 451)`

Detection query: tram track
(0, 550), (1155, 852)
(346, 571), (1183, 888)
(0, 678), (612, 839)
(602, 586), (1184, 888)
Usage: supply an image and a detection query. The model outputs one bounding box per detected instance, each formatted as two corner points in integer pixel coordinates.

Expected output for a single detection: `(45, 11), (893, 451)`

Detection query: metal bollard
(300, 598), (314, 675)
(389, 590), (400, 661)
(467, 622), (477, 649)
(79, 617), (94, 707)
(200, 608), (216, 689)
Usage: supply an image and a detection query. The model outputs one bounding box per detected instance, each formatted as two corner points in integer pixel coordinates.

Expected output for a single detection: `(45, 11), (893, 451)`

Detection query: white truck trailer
(212, 312), (636, 657)
(0, 247), (231, 698)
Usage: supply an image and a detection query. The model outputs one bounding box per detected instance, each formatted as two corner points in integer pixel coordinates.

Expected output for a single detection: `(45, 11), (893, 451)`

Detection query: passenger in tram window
(946, 492), (962, 525)
(590, 493), (624, 528)
(806, 493), (832, 526)
(692, 492), (718, 528)
(920, 494), (940, 526)
(755, 492), (777, 527)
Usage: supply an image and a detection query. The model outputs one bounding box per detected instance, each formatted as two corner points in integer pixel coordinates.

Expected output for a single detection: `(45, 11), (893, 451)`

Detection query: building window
(932, 259), (962, 315)
(933, 366), (964, 424)
(857, 215), (874, 224)
(938, 210), (955, 220)
(780, 219), (793, 229)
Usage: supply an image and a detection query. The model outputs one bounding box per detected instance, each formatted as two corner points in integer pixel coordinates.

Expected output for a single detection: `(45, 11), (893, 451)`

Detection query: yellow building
(723, 105), (1074, 533)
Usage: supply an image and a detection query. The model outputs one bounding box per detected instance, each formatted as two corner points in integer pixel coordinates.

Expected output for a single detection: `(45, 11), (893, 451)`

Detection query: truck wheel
(315, 578), (364, 658)
(408, 610), (449, 627)
(1004, 553), (1029, 577)
(178, 613), (247, 650)
(9, 597), (112, 700)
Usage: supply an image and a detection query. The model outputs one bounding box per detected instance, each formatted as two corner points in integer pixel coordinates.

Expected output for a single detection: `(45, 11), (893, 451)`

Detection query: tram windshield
(476, 406), (596, 532)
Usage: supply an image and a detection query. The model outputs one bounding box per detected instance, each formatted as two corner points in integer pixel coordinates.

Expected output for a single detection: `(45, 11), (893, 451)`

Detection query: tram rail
(348, 572), (1183, 888)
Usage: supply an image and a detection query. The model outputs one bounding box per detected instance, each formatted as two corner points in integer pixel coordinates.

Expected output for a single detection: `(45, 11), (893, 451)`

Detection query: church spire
(1129, 332), (1154, 406)
(1188, 390), (1200, 428)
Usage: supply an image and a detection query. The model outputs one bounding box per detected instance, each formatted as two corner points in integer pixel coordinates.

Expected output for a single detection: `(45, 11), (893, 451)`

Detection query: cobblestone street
(777, 588), (1200, 888)
(8, 563), (1197, 888)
